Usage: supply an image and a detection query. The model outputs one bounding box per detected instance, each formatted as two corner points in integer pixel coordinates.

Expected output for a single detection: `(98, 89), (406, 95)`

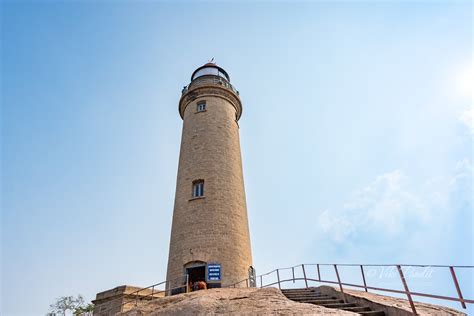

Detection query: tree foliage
(48, 295), (93, 316)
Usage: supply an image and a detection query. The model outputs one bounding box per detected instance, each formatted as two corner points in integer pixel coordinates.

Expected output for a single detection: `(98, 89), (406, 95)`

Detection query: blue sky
(1, 1), (472, 315)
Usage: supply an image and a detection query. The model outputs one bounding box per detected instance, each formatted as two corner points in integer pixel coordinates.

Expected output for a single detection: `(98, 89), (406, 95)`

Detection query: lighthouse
(166, 63), (253, 292)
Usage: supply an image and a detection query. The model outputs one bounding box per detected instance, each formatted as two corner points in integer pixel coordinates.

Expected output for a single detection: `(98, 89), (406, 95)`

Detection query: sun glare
(454, 62), (474, 100)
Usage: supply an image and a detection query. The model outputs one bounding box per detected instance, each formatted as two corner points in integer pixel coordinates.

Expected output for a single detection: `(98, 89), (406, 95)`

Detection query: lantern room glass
(192, 66), (229, 82)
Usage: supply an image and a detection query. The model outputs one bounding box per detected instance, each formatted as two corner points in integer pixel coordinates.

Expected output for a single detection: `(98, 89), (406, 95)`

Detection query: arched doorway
(184, 261), (207, 291)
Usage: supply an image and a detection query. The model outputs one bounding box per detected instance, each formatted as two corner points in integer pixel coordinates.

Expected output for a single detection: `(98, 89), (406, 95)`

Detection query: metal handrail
(98, 275), (189, 315)
(121, 275), (189, 308)
(225, 263), (473, 315)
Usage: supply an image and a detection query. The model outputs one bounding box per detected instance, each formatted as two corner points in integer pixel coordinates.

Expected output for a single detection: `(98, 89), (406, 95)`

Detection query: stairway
(281, 288), (385, 315)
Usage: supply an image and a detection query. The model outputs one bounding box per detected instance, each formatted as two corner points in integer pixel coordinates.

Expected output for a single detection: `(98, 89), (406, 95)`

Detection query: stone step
(284, 292), (321, 295)
(285, 293), (325, 296)
(358, 311), (385, 316)
(340, 306), (371, 313)
(282, 288), (384, 316)
(287, 295), (332, 301)
(282, 290), (319, 294)
(281, 288), (318, 291)
(283, 291), (322, 294)
(281, 291), (321, 294)
(305, 299), (344, 305)
(284, 294), (328, 299)
(320, 302), (357, 309)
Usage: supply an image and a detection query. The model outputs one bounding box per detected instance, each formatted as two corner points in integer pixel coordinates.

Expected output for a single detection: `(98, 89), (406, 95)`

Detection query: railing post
(449, 266), (466, 309)
(302, 264), (308, 288)
(185, 274), (189, 293)
(292, 267), (295, 283)
(276, 269), (281, 290)
(317, 264), (321, 281)
(334, 265), (345, 302)
(397, 265), (417, 315)
(246, 278), (249, 288)
(260, 275), (263, 288)
(151, 285), (155, 299)
(360, 265), (368, 292)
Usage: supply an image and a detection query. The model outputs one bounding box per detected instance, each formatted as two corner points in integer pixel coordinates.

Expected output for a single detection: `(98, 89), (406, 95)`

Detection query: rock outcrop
(120, 287), (354, 315)
(119, 286), (466, 316)
(320, 286), (465, 316)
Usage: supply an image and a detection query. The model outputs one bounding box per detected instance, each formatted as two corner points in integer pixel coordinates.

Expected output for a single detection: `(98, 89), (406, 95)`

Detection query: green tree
(73, 303), (94, 315)
(48, 295), (93, 316)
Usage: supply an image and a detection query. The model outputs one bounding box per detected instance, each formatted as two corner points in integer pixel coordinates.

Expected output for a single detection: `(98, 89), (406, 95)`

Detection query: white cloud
(459, 105), (474, 135)
(346, 170), (428, 234)
(316, 170), (428, 244)
(318, 209), (355, 243)
(316, 162), (472, 246)
(449, 159), (473, 209)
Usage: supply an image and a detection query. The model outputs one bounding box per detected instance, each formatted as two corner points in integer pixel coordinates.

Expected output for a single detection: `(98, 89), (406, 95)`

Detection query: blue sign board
(207, 263), (221, 281)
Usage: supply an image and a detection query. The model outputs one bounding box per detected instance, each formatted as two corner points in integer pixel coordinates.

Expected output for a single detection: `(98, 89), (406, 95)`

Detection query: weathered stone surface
(120, 288), (354, 315)
(319, 286), (465, 316)
(167, 72), (252, 287)
(92, 285), (164, 315)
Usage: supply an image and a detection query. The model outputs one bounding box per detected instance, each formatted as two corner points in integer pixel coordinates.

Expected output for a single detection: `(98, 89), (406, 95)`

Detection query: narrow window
(197, 101), (206, 112)
(192, 180), (204, 198)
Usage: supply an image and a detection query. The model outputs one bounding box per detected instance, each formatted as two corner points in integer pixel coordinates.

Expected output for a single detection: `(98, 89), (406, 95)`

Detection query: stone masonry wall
(166, 82), (252, 288)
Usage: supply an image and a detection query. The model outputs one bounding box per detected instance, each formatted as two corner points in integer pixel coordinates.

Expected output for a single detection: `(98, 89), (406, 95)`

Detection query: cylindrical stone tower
(166, 63), (253, 292)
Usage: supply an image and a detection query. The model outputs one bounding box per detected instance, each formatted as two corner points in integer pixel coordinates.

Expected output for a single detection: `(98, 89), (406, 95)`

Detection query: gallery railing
(181, 75), (239, 95)
(226, 263), (473, 315)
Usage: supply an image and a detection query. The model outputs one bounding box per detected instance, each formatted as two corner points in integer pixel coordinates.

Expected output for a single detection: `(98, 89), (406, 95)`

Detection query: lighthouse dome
(191, 63), (230, 82)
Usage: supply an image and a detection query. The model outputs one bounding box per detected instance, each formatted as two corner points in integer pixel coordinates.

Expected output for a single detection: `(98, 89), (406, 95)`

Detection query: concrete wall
(92, 285), (164, 316)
